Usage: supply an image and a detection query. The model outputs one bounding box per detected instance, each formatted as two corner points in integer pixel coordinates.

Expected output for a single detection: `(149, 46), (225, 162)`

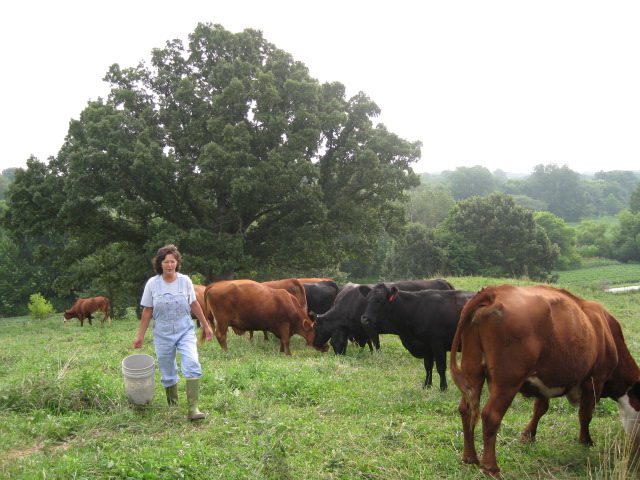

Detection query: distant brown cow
(63, 297), (110, 327)
(200, 279), (328, 355)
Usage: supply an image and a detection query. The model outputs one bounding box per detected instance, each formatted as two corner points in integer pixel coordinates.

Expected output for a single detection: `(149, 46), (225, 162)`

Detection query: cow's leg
(371, 333), (381, 351)
(78, 315), (84, 327)
(423, 354), (434, 388)
(480, 384), (521, 476)
(330, 330), (347, 355)
(277, 324), (292, 355)
(521, 397), (549, 442)
(366, 338), (374, 352)
(456, 356), (485, 467)
(578, 380), (599, 446)
(215, 323), (229, 352)
(432, 345), (448, 391)
(262, 331), (269, 341)
(457, 383), (483, 466)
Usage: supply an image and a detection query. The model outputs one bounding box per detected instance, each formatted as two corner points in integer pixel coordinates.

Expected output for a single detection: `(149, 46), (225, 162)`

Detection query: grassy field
(1, 273), (640, 479)
(554, 258), (640, 290)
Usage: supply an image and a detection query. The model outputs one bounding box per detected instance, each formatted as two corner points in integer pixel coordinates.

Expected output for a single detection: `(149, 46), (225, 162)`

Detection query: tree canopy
(441, 193), (559, 279)
(2, 23), (420, 308)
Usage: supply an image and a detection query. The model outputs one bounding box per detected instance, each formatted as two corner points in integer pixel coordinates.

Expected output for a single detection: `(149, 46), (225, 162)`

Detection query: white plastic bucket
(122, 354), (156, 405)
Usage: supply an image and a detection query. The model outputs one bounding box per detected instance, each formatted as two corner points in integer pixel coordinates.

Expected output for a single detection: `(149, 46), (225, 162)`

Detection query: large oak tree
(4, 24), (420, 305)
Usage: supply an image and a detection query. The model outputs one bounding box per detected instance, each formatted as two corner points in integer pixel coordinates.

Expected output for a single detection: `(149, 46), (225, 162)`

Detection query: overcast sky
(2, 1), (639, 175)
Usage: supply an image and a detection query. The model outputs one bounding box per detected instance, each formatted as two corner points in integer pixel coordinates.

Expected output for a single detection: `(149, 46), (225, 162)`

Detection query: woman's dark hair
(152, 244), (182, 274)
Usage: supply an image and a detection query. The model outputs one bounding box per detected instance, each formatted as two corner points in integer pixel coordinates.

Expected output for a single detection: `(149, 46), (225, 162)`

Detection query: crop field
(1, 273), (639, 479)
(555, 259), (640, 290)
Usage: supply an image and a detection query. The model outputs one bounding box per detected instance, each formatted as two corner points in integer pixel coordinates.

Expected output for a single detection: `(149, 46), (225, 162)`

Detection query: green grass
(1, 275), (640, 479)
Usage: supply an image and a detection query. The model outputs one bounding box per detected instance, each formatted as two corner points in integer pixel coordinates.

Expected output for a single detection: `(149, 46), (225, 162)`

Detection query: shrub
(28, 293), (54, 320)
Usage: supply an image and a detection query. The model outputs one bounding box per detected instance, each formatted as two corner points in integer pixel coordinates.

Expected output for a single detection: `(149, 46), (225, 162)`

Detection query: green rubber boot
(165, 383), (179, 406)
(186, 378), (205, 421)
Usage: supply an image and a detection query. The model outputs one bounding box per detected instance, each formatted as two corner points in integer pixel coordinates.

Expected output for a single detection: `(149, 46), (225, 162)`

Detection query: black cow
(360, 283), (475, 390)
(303, 280), (339, 316)
(313, 279), (455, 355)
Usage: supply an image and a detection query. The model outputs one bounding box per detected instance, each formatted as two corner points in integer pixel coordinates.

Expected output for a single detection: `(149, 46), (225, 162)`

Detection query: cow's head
(360, 283), (397, 327)
(296, 315), (329, 352)
(617, 381), (640, 439)
(312, 313), (335, 350)
(62, 310), (73, 322)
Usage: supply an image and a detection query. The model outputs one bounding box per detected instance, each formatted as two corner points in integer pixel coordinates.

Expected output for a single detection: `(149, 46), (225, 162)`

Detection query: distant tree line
(371, 165), (640, 282)
(422, 164), (639, 222)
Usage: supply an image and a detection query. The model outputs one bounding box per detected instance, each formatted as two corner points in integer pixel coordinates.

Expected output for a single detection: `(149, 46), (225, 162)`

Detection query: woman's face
(161, 254), (178, 276)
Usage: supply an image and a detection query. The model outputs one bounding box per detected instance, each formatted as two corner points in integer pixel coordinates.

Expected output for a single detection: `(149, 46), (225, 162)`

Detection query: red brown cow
(233, 278), (309, 341)
(200, 280), (327, 355)
(63, 297), (111, 327)
(450, 284), (640, 476)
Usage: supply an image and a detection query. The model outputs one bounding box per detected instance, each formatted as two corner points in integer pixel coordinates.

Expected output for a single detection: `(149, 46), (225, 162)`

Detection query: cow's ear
(389, 286), (399, 302)
(358, 285), (372, 297)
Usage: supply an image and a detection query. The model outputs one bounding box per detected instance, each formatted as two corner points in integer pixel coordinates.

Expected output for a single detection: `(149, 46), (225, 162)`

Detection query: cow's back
(71, 299), (85, 312)
(87, 296), (108, 313)
(263, 278), (308, 311)
(393, 279), (454, 292)
(303, 280), (339, 315)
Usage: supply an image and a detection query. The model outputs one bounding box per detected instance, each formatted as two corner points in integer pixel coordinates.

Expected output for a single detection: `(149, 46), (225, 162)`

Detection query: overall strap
(155, 274), (164, 296)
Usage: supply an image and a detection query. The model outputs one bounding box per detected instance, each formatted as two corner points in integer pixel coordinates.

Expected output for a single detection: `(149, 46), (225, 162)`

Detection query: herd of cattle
(63, 278), (640, 476)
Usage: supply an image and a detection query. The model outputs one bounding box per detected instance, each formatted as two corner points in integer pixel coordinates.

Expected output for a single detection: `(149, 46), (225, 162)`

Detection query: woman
(134, 244), (214, 420)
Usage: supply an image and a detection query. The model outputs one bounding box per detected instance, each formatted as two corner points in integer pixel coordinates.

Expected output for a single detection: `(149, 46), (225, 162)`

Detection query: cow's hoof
(481, 465), (501, 477)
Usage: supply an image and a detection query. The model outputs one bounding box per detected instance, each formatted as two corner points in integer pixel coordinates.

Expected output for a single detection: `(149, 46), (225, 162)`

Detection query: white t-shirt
(140, 273), (197, 308)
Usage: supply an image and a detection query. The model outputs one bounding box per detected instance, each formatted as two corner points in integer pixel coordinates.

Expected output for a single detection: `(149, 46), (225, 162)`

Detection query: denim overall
(152, 275), (202, 387)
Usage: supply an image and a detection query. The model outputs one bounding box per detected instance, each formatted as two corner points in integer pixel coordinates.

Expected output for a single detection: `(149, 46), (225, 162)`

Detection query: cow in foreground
(450, 284), (640, 476)
(360, 284), (475, 390)
(63, 297), (111, 327)
(200, 280), (328, 355)
(313, 279), (455, 355)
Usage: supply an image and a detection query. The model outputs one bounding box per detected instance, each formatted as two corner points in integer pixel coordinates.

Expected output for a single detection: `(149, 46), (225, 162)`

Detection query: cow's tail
(198, 312), (216, 346)
(104, 298), (111, 326)
(199, 289), (216, 346)
(449, 287), (496, 429)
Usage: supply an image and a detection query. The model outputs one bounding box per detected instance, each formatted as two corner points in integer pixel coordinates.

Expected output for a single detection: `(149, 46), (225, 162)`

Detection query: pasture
(1, 275), (639, 479)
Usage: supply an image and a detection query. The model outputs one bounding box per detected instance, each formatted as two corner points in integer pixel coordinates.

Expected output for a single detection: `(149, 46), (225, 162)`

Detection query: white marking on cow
(526, 376), (568, 399)
(616, 394), (640, 437)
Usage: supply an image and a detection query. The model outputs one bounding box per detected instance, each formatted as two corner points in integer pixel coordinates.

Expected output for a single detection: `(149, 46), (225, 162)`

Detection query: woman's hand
(202, 321), (214, 341)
